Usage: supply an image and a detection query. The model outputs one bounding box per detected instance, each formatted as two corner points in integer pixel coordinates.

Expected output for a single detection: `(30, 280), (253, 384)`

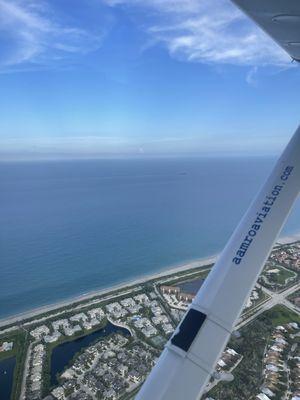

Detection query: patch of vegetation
(157, 268), (211, 289)
(259, 264), (297, 291)
(0, 328), (29, 400)
(287, 288), (300, 306)
(241, 287), (269, 316)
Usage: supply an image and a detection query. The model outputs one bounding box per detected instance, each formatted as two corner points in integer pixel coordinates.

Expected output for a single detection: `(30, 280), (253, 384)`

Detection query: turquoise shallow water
(1, 157), (300, 319)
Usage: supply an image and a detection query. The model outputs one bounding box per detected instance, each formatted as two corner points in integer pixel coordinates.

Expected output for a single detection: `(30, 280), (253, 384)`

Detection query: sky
(0, 0), (299, 160)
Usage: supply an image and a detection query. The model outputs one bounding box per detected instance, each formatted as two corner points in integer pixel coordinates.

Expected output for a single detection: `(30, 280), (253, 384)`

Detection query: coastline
(1, 231), (299, 330)
(0, 255), (217, 328)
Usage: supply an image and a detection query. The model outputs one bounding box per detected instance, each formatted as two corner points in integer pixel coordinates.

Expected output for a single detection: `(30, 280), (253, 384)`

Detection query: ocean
(1, 157), (300, 319)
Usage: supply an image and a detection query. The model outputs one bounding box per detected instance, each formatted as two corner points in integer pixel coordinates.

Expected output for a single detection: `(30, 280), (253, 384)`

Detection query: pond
(178, 278), (205, 295)
(50, 321), (130, 386)
(0, 356), (16, 400)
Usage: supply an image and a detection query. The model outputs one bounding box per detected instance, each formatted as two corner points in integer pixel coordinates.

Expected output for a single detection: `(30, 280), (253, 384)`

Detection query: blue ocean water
(1, 157), (300, 319)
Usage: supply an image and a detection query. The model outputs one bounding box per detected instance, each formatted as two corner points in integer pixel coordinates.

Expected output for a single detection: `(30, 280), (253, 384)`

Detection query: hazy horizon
(0, 133), (292, 161)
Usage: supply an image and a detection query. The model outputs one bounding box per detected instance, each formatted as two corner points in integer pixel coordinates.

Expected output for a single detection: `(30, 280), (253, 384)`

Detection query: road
(19, 337), (38, 400)
(236, 282), (300, 330)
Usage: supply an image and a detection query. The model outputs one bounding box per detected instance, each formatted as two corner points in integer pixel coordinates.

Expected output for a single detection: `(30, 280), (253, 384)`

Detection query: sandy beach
(0, 255), (217, 328)
(1, 231), (299, 329)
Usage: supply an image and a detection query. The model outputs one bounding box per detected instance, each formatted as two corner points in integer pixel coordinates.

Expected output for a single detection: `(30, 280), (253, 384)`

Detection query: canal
(50, 321), (130, 386)
(0, 357), (16, 400)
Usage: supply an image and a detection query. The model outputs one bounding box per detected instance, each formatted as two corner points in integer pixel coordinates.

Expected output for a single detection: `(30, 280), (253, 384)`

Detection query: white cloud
(104, 0), (291, 66)
(0, 0), (106, 71)
(0, 0), (292, 71)
(246, 66), (258, 85)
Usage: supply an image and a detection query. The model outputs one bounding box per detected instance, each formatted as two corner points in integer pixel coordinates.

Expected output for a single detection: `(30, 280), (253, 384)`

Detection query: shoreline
(0, 255), (217, 329)
(1, 232), (299, 330)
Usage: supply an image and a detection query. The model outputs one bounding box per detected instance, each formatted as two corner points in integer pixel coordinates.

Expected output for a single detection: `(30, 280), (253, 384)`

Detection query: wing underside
(231, 0), (300, 61)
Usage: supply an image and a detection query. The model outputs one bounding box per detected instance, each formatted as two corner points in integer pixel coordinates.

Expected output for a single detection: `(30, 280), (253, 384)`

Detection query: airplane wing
(136, 3), (300, 399)
(231, 0), (300, 61)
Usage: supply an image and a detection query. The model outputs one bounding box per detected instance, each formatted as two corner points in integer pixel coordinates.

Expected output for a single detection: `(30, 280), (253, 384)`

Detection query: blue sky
(0, 0), (299, 160)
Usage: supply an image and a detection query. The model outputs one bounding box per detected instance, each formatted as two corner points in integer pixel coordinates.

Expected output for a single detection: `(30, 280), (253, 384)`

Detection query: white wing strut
(136, 127), (300, 400)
